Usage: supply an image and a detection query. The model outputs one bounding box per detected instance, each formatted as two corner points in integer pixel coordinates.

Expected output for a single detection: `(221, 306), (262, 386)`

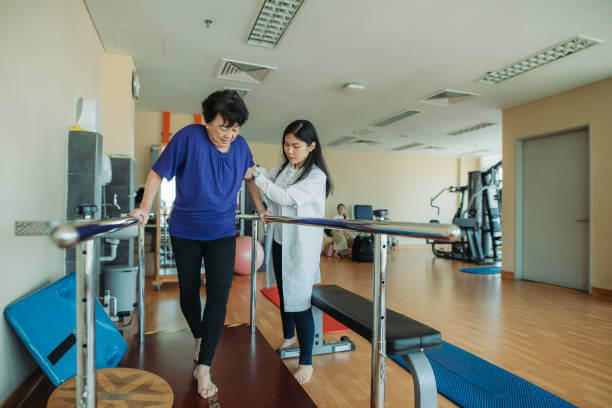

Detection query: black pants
(170, 235), (236, 366)
(272, 241), (314, 365)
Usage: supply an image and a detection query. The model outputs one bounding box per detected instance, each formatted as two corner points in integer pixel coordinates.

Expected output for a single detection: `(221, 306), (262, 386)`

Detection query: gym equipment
(48, 214), (146, 407)
(235, 236), (264, 274)
(236, 212), (459, 408)
(4, 272), (128, 386)
(390, 341), (577, 408)
(429, 161), (502, 265)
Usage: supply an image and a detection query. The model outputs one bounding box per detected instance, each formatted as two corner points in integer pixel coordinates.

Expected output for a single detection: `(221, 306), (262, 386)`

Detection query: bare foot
(279, 336), (296, 349)
(193, 364), (217, 398)
(294, 365), (313, 384)
(193, 338), (202, 362)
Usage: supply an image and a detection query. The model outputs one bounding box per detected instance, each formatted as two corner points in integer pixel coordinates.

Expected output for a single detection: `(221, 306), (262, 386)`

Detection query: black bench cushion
(311, 285), (441, 355)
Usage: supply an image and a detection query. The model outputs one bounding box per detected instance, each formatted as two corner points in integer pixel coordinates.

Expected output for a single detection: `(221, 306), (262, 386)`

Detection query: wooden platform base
(122, 325), (316, 408)
(47, 367), (173, 407)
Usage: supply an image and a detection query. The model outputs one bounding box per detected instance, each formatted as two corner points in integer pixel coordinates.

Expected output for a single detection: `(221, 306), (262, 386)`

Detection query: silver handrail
(237, 214), (460, 241)
(51, 217), (140, 248)
(50, 217), (146, 408)
(238, 213), (457, 408)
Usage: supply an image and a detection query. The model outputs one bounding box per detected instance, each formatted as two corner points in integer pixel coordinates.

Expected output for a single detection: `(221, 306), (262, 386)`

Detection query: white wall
(0, 1), (135, 401)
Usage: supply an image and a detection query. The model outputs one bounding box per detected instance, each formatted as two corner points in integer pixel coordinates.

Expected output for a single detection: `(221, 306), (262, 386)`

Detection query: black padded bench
(312, 284), (440, 408)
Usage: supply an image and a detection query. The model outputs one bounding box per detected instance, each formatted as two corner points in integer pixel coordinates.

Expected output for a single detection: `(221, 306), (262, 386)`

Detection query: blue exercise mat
(389, 341), (577, 407)
(460, 266), (501, 274)
(4, 272), (127, 386)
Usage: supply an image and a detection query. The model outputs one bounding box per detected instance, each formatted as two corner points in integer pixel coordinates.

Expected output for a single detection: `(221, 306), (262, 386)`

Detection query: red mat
(260, 286), (350, 334)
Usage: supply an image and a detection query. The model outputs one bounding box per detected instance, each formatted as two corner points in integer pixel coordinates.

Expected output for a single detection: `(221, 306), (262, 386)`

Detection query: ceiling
(84, 0), (612, 158)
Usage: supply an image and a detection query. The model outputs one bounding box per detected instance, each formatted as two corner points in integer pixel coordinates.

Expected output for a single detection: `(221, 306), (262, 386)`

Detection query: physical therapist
(251, 119), (332, 384)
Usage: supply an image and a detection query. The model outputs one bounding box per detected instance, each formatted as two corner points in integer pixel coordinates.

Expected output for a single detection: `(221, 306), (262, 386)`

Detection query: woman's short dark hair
(202, 90), (249, 126)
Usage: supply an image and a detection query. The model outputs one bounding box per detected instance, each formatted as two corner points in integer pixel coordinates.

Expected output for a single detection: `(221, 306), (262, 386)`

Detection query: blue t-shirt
(152, 124), (254, 241)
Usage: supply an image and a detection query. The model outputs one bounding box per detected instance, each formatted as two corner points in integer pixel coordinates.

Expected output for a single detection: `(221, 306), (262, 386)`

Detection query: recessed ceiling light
(447, 121), (498, 136)
(247, 0), (305, 48)
(478, 35), (603, 85)
(391, 142), (424, 152)
(370, 109), (423, 127)
(327, 136), (357, 147)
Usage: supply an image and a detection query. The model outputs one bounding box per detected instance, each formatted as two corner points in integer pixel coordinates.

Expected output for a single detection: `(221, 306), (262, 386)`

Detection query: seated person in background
(333, 203), (354, 250)
(322, 228), (350, 259)
(322, 229), (334, 256)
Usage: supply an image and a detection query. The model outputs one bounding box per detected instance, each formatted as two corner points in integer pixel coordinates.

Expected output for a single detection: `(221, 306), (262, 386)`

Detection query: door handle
(576, 219), (590, 222)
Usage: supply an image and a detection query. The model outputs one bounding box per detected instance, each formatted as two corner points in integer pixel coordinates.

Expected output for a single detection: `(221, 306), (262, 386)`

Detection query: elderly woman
(131, 90), (266, 399)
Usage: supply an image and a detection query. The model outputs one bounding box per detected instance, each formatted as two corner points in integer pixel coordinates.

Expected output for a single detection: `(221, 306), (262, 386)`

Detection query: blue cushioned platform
(389, 341), (577, 407)
(460, 266), (501, 274)
(4, 273), (127, 386)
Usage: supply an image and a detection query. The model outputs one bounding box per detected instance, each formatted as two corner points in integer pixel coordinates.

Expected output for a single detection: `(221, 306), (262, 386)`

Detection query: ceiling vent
(447, 121), (498, 136)
(327, 136), (357, 147)
(216, 58), (277, 84)
(421, 146), (446, 150)
(352, 139), (379, 146)
(478, 35), (603, 84)
(223, 86), (251, 98)
(370, 109), (423, 127)
(248, 0), (305, 48)
(419, 89), (479, 106)
(391, 142), (424, 152)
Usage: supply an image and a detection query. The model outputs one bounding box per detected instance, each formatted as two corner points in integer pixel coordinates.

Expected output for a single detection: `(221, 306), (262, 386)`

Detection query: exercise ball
(235, 236), (264, 275)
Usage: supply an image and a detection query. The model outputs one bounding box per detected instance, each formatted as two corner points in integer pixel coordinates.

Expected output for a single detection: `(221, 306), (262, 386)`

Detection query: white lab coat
(254, 164), (326, 312)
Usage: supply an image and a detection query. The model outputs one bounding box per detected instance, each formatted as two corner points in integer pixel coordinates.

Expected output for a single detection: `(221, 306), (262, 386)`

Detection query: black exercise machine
(428, 161), (502, 265)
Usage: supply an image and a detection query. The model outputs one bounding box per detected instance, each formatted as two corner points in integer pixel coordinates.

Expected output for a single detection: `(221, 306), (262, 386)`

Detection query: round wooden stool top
(47, 367), (173, 407)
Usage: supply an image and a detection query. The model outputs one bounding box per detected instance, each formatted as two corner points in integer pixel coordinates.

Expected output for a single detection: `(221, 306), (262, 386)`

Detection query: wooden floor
(122, 247), (612, 408)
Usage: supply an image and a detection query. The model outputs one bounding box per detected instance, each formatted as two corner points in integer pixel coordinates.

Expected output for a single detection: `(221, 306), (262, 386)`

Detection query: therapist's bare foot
(193, 338), (202, 362)
(294, 365), (313, 384)
(193, 364), (217, 398)
(279, 336), (296, 349)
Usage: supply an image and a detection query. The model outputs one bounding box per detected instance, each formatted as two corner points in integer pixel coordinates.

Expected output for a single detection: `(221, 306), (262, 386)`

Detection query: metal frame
(277, 306), (355, 359)
(48, 213), (457, 408)
(50, 217), (145, 408)
(237, 213), (458, 408)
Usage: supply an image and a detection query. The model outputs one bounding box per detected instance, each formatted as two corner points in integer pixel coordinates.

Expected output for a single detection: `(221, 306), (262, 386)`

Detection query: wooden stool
(47, 367), (173, 407)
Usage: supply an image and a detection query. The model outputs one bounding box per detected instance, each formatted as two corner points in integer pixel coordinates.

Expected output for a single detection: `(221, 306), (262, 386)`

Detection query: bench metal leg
(277, 307), (355, 359)
(401, 352), (437, 408)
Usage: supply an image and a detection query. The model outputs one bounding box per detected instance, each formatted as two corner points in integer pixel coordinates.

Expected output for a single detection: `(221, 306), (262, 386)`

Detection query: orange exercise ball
(234, 236), (264, 275)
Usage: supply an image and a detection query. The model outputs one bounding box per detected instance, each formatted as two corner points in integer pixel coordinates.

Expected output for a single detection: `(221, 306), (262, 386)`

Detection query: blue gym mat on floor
(389, 341), (577, 408)
(460, 266), (501, 274)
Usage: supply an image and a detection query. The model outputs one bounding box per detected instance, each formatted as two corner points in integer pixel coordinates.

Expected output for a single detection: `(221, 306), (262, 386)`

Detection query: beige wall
(135, 111), (463, 245)
(0, 0), (106, 401)
(134, 111), (195, 186)
(502, 78), (612, 290)
(102, 53), (136, 156)
(0, 1), (137, 401)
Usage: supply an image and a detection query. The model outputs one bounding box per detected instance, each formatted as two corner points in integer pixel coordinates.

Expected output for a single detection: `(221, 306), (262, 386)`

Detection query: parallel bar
(372, 228), (388, 408)
(236, 215), (460, 242)
(250, 219), (258, 333)
(138, 225), (145, 344)
(83, 239), (96, 408)
(51, 217), (140, 249)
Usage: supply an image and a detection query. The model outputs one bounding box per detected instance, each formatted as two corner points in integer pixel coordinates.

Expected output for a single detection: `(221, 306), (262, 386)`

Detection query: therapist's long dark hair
(275, 119), (333, 198)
